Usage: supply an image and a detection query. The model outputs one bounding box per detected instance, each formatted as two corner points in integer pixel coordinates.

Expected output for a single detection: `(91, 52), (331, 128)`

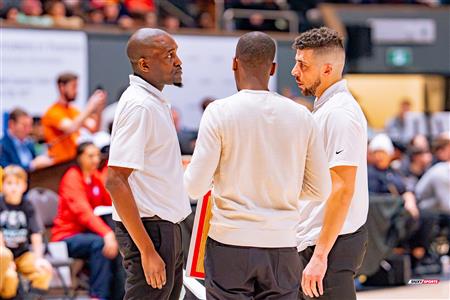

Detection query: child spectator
(0, 165), (53, 298)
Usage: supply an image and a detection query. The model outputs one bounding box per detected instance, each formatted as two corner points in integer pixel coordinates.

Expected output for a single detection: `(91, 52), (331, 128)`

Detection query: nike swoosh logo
(336, 150), (344, 154)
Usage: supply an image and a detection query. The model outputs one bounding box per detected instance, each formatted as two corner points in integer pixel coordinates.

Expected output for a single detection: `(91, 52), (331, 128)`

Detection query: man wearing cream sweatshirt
(184, 31), (331, 300)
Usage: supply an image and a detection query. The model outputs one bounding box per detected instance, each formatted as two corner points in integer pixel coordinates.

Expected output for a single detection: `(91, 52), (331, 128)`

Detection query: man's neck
(315, 77), (343, 99)
(57, 97), (70, 107)
(134, 73), (164, 91)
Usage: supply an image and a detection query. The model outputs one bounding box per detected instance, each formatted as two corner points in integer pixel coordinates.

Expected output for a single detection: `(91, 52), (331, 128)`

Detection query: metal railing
(222, 8), (299, 34)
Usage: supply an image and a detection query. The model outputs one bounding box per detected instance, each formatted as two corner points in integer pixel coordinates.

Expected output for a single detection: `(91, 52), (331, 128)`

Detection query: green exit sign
(386, 47), (413, 67)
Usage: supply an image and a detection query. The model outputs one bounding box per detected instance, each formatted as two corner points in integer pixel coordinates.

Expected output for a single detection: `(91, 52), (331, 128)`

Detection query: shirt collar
(8, 131), (26, 146)
(129, 74), (170, 105)
(313, 79), (348, 112)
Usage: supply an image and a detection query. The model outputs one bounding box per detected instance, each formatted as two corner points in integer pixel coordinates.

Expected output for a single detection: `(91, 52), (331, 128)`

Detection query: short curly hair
(293, 27), (344, 52)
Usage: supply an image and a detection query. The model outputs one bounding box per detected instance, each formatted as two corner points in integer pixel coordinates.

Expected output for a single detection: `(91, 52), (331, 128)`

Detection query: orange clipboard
(186, 191), (213, 279)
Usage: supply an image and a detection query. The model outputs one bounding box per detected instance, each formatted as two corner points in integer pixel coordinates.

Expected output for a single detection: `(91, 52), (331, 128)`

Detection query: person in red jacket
(51, 142), (118, 300)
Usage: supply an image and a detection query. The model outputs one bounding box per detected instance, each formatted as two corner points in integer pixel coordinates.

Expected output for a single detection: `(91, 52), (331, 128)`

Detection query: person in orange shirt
(42, 73), (106, 164)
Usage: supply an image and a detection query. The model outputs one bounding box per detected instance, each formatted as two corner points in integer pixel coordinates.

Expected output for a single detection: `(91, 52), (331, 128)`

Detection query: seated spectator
(103, 2), (134, 29)
(163, 14), (181, 31)
(399, 146), (432, 192)
(42, 72), (106, 164)
(198, 11), (214, 29)
(45, 0), (84, 29)
(87, 7), (105, 24)
(432, 132), (450, 164)
(368, 133), (419, 219)
(0, 165), (53, 298)
(0, 246), (18, 299)
(0, 108), (53, 171)
(410, 134), (430, 152)
(416, 134), (450, 213)
(385, 99), (411, 146)
(16, 0), (54, 27)
(51, 142), (118, 299)
(410, 133), (450, 273)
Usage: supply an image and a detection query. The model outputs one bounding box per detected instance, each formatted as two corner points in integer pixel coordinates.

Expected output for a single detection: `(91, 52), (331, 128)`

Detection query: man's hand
(30, 155), (53, 170)
(302, 254), (327, 298)
(86, 90), (107, 114)
(34, 257), (53, 273)
(403, 192), (420, 220)
(141, 248), (166, 290)
(102, 231), (119, 259)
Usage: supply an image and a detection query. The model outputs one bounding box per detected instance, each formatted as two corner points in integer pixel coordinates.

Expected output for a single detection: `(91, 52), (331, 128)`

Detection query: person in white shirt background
(106, 28), (191, 300)
(291, 27), (369, 300)
(185, 31), (331, 299)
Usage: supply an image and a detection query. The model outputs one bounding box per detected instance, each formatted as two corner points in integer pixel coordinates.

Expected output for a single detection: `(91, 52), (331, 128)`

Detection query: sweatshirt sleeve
(184, 104), (222, 199)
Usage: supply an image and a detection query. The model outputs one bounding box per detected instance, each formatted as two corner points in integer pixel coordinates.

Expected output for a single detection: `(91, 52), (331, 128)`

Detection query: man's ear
(232, 57), (238, 71)
(270, 62), (276, 76)
(323, 63), (333, 76)
(138, 58), (149, 72)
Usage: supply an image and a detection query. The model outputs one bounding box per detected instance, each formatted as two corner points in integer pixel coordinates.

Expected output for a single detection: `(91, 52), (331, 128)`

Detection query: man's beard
(64, 92), (76, 102)
(174, 82), (183, 88)
(302, 78), (321, 97)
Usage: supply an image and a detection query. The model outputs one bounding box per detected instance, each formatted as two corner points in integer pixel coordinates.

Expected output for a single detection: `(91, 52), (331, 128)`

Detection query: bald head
(127, 28), (169, 71)
(235, 32), (276, 71)
(126, 28), (182, 90)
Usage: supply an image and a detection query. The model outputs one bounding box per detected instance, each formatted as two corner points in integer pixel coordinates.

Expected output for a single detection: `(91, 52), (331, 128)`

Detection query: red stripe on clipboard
(190, 191), (211, 278)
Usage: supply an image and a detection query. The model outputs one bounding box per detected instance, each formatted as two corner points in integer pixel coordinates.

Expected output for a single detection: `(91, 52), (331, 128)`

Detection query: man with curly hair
(291, 27), (369, 300)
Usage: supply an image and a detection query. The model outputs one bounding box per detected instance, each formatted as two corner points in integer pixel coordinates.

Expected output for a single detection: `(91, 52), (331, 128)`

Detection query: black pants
(298, 225), (368, 300)
(205, 238), (301, 300)
(115, 219), (183, 300)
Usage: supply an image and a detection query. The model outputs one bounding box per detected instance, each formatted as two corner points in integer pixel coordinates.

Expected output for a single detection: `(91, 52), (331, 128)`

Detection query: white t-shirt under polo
(108, 75), (191, 223)
(184, 89), (331, 248)
(296, 79), (369, 252)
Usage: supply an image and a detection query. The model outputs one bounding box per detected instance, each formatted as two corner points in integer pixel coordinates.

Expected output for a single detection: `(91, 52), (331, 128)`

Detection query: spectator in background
(368, 133), (420, 219)
(143, 11), (157, 27)
(171, 108), (197, 155)
(103, 2), (134, 29)
(87, 7), (104, 24)
(163, 15), (181, 31)
(0, 108), (53, 171)
(410, 134), (430, 151)
(415, 133), (450, 217)
(0, 245), (17, 299)
(42, 72), (106, 164)
(51, 142), (119, 300)
(432, 132), (450, 164)
(385, 99), (412, 146)
(124, 0), (154, 14)
(16, 0), (53, 26)
(411, 133), (450, 272)
(198, 11), (214, 29)
(0, 165), (53, 298)
(399, 146), (432, 193)
(45, 0), (83, 29)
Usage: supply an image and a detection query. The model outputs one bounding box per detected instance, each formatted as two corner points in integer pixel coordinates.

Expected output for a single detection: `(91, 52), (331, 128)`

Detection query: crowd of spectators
(1, 0), (448, 32)
(0, 0), (215, 31)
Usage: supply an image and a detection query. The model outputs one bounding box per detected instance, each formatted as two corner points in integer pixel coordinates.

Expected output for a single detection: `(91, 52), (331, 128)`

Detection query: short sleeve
(324, 109), (364, 168)
(24, 200), (43, 234)
(108, 106), (152, 171)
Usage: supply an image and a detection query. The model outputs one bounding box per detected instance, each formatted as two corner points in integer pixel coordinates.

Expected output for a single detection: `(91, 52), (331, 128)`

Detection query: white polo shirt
(108, 75), (191, 223)
(184, 90), (331, 248)
(296, 79), (369, 252)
